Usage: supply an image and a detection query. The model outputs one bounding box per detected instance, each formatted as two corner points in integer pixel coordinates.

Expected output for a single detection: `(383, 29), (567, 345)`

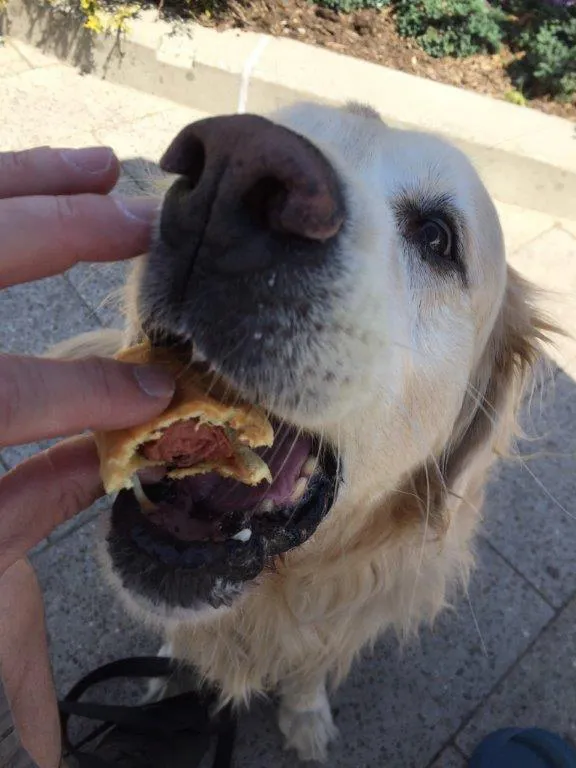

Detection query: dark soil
(185, 0), (575, 121)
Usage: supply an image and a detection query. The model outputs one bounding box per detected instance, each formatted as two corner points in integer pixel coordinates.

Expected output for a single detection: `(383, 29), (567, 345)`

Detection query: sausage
(141, 420), (234, 468)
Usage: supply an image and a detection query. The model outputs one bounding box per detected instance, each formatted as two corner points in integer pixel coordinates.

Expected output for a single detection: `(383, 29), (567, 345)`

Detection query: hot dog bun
(94, 343), (274, 494)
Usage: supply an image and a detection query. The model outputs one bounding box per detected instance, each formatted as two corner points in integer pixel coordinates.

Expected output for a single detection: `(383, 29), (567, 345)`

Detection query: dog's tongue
(161, 425), (314, 515)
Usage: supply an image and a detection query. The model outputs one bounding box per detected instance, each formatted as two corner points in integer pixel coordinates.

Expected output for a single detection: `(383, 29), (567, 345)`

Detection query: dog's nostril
(242, 176), (288, 231)
(159, 115), (346, 276)
(160, 133), (205, 189)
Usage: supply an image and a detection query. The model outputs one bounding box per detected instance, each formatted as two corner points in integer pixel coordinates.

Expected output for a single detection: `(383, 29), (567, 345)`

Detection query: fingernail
(115, 196), (160, 224)
(60, 147), (115, 174)
(133, 365), (175, 399)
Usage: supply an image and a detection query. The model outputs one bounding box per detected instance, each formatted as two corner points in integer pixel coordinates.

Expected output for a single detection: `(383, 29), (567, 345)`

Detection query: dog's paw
(278, 701), (338, 763)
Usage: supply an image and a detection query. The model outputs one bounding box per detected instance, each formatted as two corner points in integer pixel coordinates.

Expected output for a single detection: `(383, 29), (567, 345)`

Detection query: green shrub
(317, 0), (390, 11)
(493, 0), (572, 46)
(504, 88), (527, 105)
(515, 17), (576, 100)
(394, 0), (505, 58)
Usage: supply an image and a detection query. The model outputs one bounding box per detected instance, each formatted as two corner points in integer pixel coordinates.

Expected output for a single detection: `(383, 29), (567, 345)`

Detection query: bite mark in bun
(94, 343), (274, 495)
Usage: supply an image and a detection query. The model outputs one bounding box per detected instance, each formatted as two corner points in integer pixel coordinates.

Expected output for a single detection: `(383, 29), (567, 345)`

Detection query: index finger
(0, 193), (159, 288)
(0, 146), (120, 198)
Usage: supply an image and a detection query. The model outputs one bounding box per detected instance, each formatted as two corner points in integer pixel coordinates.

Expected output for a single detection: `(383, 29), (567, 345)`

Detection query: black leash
(58, 656), (237, 768)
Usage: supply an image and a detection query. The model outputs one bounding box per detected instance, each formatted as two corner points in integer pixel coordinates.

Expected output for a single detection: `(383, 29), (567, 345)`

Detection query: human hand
(0, 146), (175, 575)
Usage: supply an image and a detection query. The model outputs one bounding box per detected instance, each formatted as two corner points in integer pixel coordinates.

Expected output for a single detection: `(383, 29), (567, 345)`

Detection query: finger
(0, 354), (175, 447)
(0, 146), (120, 198)
(0, 193), (159, 288)
(0, 437), (102, 574)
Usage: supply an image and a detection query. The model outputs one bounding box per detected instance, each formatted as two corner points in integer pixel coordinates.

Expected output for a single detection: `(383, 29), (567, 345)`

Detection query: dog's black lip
(109, 445), (339, 576)
(140, 325), (189, 351)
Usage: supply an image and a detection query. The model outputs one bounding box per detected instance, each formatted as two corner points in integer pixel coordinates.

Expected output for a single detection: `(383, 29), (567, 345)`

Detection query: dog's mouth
(107, 357), (340, 612)
(112, 423), (338, 568)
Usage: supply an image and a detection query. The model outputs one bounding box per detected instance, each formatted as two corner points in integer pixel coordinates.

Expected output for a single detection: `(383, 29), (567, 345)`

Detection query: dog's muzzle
(104, 115), (346, 617)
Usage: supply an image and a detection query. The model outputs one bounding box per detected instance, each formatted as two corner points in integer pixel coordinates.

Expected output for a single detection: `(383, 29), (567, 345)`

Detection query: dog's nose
(159, 114), (345, 275)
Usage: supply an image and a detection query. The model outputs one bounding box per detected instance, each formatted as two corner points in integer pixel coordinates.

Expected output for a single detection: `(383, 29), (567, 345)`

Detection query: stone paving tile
(1, 437), (58, 469)
(483, 367), (576, 608)
(33, 517), (159, 697)
(456, 594), (576, 756)
(114, 169), (149, 198)
(96, 107), (207, 197)
(47, 499), (102, 545)
(0, 65), (181, 150)
(564, 219), (576, 239)
(0, 111), (99, 153)
(95, 107), (207, 171)
(65, 261), (127, 329)
(428, 745), (467, 768)
(494, 200), (556, 257)
(65, 174), (141, 327)
(508, 226), (576, 302)
(122, 157), (172, 198)
(507, 227), (576, 378)
(0, 275), (98, 356)
(7, 38), (60, 68)
(0, 274), (99, 466)
(121, 157), (170, 198)
(0, 39), (32, 78)
(232, 540), (552, 768)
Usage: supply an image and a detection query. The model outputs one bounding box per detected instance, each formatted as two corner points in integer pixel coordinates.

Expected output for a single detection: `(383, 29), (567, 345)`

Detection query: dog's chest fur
(166, 479), (483, 704)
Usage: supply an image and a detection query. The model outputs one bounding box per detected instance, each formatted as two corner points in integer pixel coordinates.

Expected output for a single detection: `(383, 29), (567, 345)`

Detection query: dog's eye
(415, 217), (453, 260)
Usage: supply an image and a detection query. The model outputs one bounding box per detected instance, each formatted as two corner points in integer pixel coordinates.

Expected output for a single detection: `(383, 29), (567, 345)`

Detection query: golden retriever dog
(54, 101), (552, 763)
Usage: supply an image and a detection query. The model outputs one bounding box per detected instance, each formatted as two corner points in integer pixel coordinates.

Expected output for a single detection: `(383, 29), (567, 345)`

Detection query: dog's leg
(278, 674), (338, 763)
(142, 642), (174, 703)
(143, 641), (202, 703)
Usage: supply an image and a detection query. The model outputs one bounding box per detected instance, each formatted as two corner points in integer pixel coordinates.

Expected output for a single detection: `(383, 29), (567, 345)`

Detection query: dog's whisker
(462, 579), (489, 658)
(407, 460), (433, 630)
(517, 458), (576, 522)
(465, 381), (574, 522)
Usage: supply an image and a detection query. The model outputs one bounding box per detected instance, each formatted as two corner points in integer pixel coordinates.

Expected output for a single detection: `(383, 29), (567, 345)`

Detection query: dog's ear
(444, 267), (554, 481)
(392, 266), (556, 534)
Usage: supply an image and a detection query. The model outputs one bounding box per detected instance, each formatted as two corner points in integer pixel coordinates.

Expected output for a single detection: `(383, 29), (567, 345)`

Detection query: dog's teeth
(132, 474), (157, 512)
(291, 477), (308, 503)
(301, 456), (318, 477)
(232, 528), (252, 543)
(260, 499), (274, 513)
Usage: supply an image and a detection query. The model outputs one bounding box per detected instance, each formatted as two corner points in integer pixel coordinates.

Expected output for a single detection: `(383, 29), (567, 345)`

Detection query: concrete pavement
(1, 38), (576, 767)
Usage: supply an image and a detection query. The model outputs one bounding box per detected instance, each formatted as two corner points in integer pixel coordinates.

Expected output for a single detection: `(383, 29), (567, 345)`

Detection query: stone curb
(2, 1), (575, 220)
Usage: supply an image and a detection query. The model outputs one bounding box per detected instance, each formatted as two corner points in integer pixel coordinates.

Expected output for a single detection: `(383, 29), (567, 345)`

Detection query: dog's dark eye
(415, 217), (453, 261)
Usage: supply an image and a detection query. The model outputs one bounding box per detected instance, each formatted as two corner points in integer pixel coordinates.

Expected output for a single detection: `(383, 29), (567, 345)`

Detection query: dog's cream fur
(52, 101), (554, 762)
